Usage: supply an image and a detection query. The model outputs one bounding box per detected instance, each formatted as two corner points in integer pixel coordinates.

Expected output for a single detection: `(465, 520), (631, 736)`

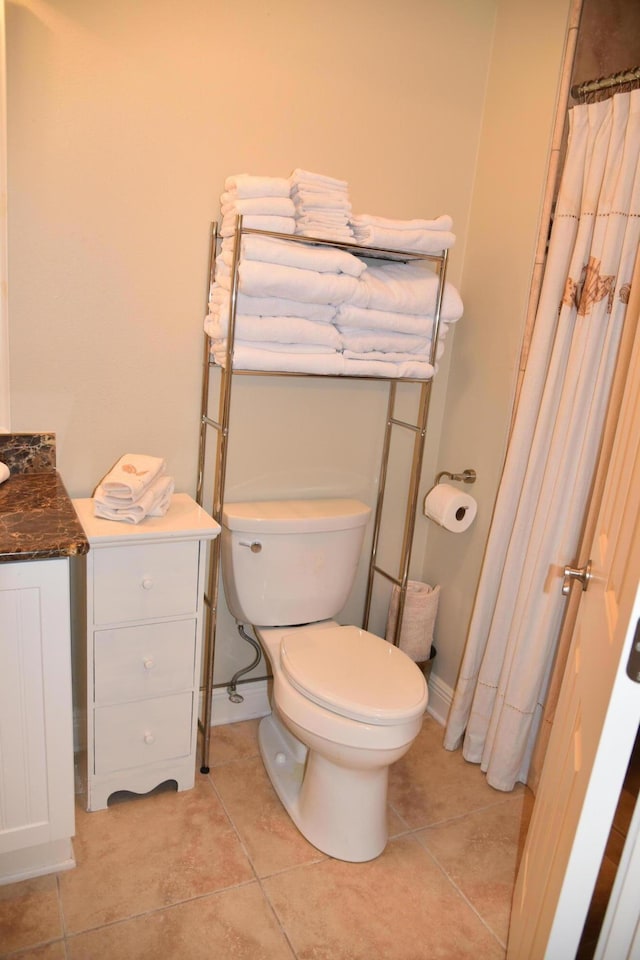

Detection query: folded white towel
(351, 225), (456, 255)
(209, 285), (337, 323)
(350, 260), (464, 318)
(220, 214), (296, 238)
(336, 303), (449, 336)
(224, 174), (291, 199)
(217, 259), (359, 305)
(98, 454), (166, 503)
(205, 312), (342, 349)
(213, 338), (337, 356)
(289, 169), (349, 191)
(295, 225), (356, 243)
(350, 214), (453, 232)
(336, 326), (444, 355)
(212, 341), (345, 375)
(220, 195), (296, 218)
(341, 357), (435, 380)
(342, 342), (445, 363)
(94, 475), (175, 524)
(221, 234), (366, 277)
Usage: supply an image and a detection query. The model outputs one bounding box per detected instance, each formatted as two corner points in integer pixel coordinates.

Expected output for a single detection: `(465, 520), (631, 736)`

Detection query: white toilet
(220, 497), (428, 862)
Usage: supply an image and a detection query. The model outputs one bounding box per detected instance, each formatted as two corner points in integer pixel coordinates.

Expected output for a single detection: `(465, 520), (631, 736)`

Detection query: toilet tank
(221, 498), (372, 626)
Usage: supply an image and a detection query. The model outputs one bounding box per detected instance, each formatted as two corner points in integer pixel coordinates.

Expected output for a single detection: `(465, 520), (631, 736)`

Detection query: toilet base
(258, 712), (389, 863)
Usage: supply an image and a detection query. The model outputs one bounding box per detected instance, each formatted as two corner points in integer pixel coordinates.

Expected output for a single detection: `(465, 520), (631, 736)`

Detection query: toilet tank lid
(222, 498), (371, 534)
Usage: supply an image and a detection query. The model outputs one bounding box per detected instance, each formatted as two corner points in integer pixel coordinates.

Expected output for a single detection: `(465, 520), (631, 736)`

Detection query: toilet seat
(280, 625), (427, 726)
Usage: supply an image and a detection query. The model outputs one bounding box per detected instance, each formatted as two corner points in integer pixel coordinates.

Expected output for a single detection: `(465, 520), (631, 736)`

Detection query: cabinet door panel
(0, 560), (74, 855)
(94, 619), (197, 705)
(93, 541), (199, 624)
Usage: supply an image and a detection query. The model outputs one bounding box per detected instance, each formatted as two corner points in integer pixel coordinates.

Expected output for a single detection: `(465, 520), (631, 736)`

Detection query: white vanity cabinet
(0, 558), (76, 884)
(72, 494), (220, 811)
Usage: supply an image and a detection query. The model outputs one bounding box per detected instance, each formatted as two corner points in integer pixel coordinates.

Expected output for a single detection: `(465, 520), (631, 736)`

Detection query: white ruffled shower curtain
(444, 89), (640, 792)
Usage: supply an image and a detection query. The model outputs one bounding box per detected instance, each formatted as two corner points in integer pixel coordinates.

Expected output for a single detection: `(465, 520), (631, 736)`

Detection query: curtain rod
(571, 65), (640, 100)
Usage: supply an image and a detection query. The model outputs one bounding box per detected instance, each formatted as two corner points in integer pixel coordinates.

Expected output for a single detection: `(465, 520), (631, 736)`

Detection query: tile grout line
(411, 830), (508, 951)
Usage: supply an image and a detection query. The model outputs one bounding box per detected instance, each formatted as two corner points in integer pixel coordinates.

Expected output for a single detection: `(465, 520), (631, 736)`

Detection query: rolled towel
(98, 454), (166, 503)
(224, 174), (291, 198)
(220, 195), (296, 218)
(94, 475), (175, 524)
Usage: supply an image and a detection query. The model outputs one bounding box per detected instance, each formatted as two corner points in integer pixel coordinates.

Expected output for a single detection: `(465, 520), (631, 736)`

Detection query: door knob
(562, 560), (592, 596)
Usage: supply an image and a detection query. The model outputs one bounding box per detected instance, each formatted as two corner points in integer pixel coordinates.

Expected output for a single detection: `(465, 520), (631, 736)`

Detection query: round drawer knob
(143, 732), (155, 745)
(143, 657), (155, 671)
(141, 577), (153, 590)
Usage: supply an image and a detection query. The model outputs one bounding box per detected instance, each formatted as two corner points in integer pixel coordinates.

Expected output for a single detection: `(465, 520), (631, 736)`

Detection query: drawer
(94, 620), (196, 706)
(94, 692), (193, 775)
(93, 540), (199, 625)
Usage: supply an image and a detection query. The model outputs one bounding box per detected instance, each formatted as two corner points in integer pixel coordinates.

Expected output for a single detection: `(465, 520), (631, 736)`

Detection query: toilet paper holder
(435, 468), (477, 485)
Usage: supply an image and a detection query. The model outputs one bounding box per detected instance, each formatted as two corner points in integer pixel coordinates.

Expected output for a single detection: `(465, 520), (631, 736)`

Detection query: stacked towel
(289, 169), (355, 243)
(93, 454), (175, 524)
(220, 174), (295, 238)
(333, 258), (463, 379)
(349, 213), (456, 255)
(207, 234), (366, 373)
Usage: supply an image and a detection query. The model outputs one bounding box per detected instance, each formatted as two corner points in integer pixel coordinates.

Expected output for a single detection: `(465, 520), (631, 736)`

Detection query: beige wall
(6, 0), (570, 693)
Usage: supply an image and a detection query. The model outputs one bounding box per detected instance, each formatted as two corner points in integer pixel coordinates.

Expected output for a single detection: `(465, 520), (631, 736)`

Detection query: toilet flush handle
(239, 540), (262, 553)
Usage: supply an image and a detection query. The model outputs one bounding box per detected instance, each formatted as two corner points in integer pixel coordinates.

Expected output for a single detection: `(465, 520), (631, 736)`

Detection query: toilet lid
(280, 625), (427, 725)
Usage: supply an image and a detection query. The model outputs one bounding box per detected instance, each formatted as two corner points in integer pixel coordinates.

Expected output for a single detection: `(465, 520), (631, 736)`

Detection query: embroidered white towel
(224, 174), (291, 199)
(98, 454), (166, 503)
(94, 475), (175, 524)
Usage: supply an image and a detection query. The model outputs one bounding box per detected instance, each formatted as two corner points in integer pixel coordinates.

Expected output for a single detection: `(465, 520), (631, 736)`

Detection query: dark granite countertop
(0, 472), (89, 562)
(0, 432), (89, 562)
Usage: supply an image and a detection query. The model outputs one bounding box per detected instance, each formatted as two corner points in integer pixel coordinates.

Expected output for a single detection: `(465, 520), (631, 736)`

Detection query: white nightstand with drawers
(72, 494), (220, 811)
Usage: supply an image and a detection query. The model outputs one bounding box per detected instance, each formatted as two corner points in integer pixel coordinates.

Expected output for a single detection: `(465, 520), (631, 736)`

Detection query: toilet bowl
(256, 621), (427, 862)
(220, 498), (428, 862)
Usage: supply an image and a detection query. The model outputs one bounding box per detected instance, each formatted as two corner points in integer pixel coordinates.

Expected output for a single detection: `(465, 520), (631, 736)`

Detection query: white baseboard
(210, 679), (271, 726)
(426, 671), (453, 727)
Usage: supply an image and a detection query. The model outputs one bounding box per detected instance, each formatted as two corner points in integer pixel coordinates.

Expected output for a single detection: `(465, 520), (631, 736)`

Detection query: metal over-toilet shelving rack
(195, 216), (450, 772)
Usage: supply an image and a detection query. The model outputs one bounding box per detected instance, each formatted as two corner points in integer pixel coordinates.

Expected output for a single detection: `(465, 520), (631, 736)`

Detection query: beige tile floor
(0, 716), (534, 960)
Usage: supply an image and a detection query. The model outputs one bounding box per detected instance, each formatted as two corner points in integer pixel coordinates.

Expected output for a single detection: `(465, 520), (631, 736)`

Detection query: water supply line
(227, 623), (262, 703)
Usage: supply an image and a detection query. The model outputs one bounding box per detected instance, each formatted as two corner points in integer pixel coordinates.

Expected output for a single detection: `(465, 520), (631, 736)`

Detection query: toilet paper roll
(0, 462), (9, 484)
(424, 483), (477, 532)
